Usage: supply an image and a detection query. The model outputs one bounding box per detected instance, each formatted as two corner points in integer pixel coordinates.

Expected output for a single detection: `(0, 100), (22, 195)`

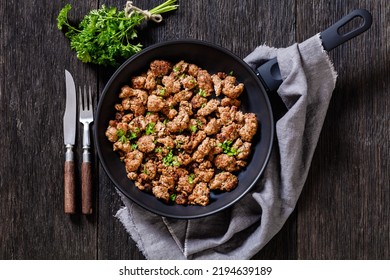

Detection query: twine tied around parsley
(125, 1), (163, 23)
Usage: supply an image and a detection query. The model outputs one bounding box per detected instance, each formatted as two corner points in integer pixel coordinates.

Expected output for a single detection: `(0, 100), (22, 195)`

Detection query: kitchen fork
(79, 85), (94, 215)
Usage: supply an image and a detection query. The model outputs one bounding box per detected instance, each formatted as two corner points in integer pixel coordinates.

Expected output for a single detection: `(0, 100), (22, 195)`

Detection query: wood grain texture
(64, 161), (76, 214)
(81, 162), (93, 215)
(296, 0), (390, 259)
(0, 0), (99, 259)
(0, 0), (388, 260)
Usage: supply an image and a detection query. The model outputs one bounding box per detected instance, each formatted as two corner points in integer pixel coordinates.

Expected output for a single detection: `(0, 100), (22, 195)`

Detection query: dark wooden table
(1, 0), (388, 260)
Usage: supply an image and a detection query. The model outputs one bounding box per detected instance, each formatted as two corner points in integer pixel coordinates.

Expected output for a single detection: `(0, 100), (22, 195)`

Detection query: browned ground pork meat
(105, 60), (258, 206)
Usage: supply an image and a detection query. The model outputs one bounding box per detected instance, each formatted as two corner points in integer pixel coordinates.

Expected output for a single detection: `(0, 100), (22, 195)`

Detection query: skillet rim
(94, 39), (275, 219)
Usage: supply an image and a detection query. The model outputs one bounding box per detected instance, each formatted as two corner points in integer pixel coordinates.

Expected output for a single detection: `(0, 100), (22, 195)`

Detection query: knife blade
(63, 69), (77, 214)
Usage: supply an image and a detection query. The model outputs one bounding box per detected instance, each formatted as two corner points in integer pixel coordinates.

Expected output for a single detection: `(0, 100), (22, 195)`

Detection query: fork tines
(79, 85), (93, 113)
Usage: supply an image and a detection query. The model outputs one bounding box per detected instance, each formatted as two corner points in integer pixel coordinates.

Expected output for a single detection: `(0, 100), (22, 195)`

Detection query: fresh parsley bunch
(57, 0), (178, 66)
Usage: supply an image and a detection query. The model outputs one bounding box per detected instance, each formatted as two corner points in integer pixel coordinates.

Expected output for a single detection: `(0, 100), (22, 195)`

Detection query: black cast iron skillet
(95, 9), (372, 219)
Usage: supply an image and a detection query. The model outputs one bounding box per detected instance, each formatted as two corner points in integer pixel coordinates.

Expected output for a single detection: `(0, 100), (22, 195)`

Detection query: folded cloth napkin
(116, 34), (337, 259)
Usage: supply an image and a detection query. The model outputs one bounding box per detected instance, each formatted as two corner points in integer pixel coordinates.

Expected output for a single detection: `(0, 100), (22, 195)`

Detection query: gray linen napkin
(115, 34), (337, 259)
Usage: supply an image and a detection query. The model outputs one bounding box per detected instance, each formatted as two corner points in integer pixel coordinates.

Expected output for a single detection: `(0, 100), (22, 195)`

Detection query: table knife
(63, 70), (77, 214)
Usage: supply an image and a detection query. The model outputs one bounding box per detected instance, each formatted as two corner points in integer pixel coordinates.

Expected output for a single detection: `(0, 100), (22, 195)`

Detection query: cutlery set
(63, 70), (94, 215)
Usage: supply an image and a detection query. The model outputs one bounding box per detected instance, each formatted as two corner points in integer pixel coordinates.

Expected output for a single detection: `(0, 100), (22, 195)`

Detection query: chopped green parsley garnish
(198, 89), (207, 97)
(142, 165), (148, 175)
(131, 143), (138, 150)
(129, 131), (138, 140)
(159, 88), (166, 96)
(162, 149), (181, 166)
(218, 140), (238, 156)
(145, 122), (155, 135)
(172, 156), (181, 167)
(170, 193), (177, 201)
(116, 129), (127, 143)
(117, 129), (138, 143)
(189, 125), (197, 133)
(162, 150), (173, 166)
(188, 173), (195, 184)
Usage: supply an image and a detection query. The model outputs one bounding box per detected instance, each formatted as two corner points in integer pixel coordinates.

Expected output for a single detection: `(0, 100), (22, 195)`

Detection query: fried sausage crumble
(105, 60), (258, 206)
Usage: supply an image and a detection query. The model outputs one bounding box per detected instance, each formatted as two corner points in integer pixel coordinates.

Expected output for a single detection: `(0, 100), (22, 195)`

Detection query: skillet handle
(255, 58), (281, 93)
(321, 9), (372, 51)
(256, 9), (372, 92)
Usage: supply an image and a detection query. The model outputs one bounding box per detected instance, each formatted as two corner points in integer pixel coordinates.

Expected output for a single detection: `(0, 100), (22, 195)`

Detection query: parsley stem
(149, 0), (179, 14)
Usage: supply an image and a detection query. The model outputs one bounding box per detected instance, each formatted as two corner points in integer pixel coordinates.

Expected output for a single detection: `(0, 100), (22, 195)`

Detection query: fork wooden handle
(81, 161), (93, 215)
(64, 160), (76, 214)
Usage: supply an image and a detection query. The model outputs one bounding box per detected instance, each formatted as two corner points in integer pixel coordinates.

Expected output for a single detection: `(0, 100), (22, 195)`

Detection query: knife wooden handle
(64, 161), (76, 214)
(81, 161), (93, 215)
